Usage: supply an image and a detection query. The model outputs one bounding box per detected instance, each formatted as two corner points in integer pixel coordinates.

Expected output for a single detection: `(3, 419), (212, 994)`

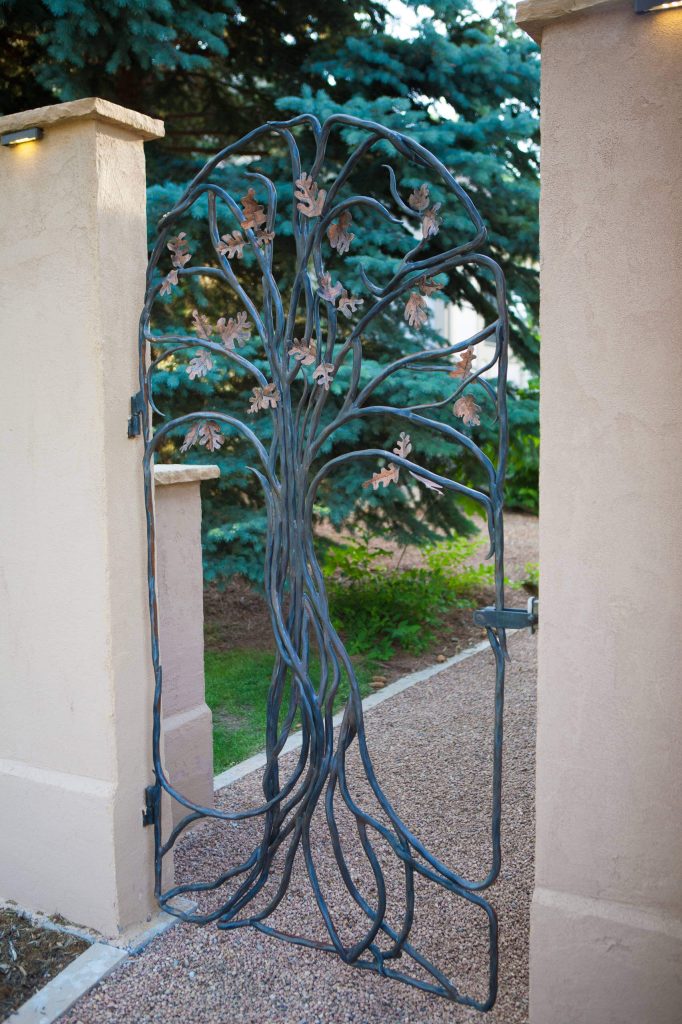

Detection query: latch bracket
(127, 391), (145, 438)
(473, 597), (538, 633)
(142, 783), (159, 827)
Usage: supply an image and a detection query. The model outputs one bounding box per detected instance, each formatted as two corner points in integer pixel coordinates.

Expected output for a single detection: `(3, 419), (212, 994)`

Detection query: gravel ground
(65, 632), (536, 1024)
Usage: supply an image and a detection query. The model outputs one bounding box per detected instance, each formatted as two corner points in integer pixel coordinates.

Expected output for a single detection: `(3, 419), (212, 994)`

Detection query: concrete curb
(3, 897), (196, 1023)
(6, 943), (127, 1024)
(214, 639), (492, 791)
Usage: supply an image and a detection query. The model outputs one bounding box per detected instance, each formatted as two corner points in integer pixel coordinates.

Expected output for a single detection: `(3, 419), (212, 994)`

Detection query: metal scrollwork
(138, 114), (510, 1011)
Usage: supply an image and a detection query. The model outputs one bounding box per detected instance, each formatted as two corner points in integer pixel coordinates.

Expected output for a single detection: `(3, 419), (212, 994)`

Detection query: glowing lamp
(1, 127), (44, 147)
(635, 0), (682, 11)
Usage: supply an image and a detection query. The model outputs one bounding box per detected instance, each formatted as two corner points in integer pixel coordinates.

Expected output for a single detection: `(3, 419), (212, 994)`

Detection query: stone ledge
(516, 0), (626, 41)
(154, 464), (220, 486)
(0, 97), (164, 141)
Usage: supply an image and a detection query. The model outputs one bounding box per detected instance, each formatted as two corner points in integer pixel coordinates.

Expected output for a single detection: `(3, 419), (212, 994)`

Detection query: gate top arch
(138, 113), (510, 1011)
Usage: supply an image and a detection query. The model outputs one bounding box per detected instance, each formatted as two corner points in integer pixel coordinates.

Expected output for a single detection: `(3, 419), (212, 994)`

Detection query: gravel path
(65, 633), (536, 1024)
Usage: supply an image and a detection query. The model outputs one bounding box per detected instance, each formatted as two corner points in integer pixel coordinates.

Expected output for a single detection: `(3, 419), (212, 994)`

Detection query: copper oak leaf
(450, 347), (476, 379)
(180, 420), (225, 453)
(327, 211), (355, 254)
(318, 274), (345, 304)
(192, 309), (212, 340)
(160, 269), (178, 296)
(217, 230), (246, 260)
(295, 174), (326, 218)
(248, 383), (279, 414)
(338, 292), (364, 319)
(167, 232), (192, 269)
(393, 432), (412, 459)
(409, 471), (444, 493)
(288, 339), (317, 366)
(453, 394), (481, 426)
(240, 188), (268, 231)
(408, 184), (430, 212)
(422, 203), (442, 240)
(186, 350), (214, 380)
(216, 311), (252, 350)
(363, 464), (400, 491)
(404, 292), (428, 329)
(313, 362), (335, 390)
(417, 276), (439, 296)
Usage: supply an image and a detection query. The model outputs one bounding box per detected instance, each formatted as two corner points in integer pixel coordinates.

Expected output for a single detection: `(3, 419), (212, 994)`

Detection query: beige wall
(520, 2), (682, 1020)
(0, 100), (164, 937)
(155, 465), (218, 826)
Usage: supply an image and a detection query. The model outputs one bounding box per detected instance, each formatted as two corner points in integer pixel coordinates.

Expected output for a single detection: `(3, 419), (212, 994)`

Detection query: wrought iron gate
(135, 114), (526, 1011)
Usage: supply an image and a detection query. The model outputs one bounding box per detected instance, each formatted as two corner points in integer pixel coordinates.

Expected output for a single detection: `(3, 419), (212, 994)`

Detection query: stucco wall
(0, 101), (164, 936)
(526, 3), (682, 1020)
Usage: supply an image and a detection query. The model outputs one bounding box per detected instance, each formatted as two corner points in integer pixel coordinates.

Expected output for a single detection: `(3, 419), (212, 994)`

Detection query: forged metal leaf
(289, 338), (317, 366)
(255, 228), (275, 247)
(313, 362), (335, 390)
(160, 269), (179, 296)
(192, 309), (213, 340)
(198, 421), (225, 451)
(318, 273), (345, 305)
(328, 211), (355, 254)
(180, 423), (200, 453)
(422, 203), (442, 240)
(295, 173), (326, 218)
(404, 292), (428, 329)
(187, 350), (214, 380)
(409, 470), (444, 493)
(450, 347), (476, 378)
(217, 230), (246, 259)
(393, 431), (412, 458)
(417, 275), (439, 296)
(168, 232), (191, 269)
(217, 311), (252, 350)
(338, 292), (364, 319)
(248, 383), (280, 414)
(409, 184), (430, 212)
(240, 188), (268, 231)
(362, 464), (400, 490)
(454, 394), (481, 426)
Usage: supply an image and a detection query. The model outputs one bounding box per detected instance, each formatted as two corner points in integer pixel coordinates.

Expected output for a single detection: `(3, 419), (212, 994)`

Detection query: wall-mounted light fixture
(635, 0), (682, 11)
(1, 127), (44, 147)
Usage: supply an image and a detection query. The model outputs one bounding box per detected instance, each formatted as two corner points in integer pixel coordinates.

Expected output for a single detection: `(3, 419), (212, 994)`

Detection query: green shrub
(511, 561), (539, 594)
(324, 536), (494, 662)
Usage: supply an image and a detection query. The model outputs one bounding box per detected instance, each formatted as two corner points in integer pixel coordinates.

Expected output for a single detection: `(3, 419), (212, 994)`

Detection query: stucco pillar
(515, 3), (682, 1021)
(0, 98), (164, 937)
(154, 465), (218, 826)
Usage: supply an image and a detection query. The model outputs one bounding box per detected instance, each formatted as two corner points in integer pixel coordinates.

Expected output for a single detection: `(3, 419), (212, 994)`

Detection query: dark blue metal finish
(136, 115), (512, 1011)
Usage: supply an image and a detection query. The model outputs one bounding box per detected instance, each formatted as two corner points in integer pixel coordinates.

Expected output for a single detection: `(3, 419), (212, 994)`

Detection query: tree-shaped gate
(137, 114), (519, 1011)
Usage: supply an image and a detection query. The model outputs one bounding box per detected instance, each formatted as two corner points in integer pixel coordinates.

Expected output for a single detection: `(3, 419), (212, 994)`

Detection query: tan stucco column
(515, 3), (682, 1021)
(154, 465), (218, 826)
(0, 98), (164, 937)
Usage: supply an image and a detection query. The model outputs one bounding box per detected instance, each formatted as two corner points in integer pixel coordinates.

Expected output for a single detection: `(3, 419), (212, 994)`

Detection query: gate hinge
(127, 391), (145, 438)
(142, 783), (160, 827)
(473, 597), (538, 633)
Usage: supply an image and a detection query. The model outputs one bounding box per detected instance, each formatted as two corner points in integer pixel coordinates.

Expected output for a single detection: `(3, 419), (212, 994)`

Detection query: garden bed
(0, 908), (88, 1019)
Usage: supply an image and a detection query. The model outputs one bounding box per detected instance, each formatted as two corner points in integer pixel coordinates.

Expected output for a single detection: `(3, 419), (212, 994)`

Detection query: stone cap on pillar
(154, 464), (221, 487)
(516, 0), (624, 41)
(0, 96), (165, 141)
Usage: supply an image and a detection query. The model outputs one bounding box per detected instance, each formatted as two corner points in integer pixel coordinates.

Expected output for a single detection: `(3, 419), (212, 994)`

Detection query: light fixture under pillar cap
(635, 0), (682, 11)
(1, 127), (44, 146)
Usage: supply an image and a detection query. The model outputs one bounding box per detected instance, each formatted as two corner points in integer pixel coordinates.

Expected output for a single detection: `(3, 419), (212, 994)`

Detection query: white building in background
(430, 298), (531, 388)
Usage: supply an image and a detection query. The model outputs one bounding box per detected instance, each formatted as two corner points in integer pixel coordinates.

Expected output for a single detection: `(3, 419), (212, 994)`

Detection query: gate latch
(127, 390), (145, 438)
(473, 596), (538, 633)
(142, 783), (160, 827)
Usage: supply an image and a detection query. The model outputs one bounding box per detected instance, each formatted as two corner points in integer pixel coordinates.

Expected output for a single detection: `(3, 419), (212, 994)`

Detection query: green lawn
(205, 649), (373, 773)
